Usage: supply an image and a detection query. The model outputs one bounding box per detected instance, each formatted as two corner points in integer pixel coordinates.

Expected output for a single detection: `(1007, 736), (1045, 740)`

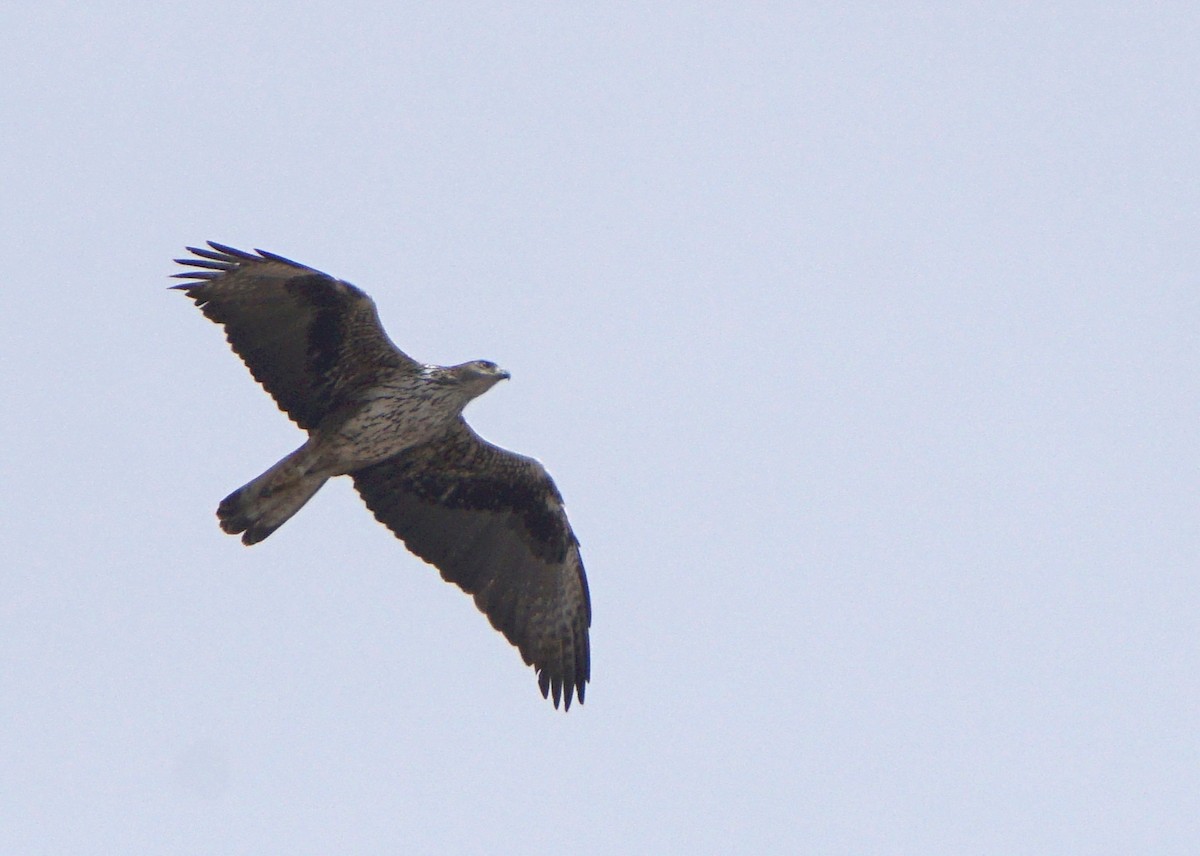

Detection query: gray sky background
(2, 4), (1197, 853)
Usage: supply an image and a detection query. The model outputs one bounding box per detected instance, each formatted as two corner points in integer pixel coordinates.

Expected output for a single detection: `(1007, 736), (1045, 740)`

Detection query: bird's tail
(217, 445), (328, 545)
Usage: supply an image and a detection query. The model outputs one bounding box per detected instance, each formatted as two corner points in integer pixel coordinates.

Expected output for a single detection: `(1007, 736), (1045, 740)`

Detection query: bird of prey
(172, 242), (590, 709)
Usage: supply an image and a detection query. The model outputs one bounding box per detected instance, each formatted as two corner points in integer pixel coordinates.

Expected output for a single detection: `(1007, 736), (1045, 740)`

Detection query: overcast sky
(2, 4), (1197, 854)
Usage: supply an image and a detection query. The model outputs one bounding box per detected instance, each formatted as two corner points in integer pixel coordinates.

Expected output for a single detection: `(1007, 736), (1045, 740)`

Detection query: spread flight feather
(172, 242), (590, 709)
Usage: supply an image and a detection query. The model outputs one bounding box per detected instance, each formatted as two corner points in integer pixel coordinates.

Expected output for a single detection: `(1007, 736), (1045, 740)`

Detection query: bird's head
(452, 359), (511, 396)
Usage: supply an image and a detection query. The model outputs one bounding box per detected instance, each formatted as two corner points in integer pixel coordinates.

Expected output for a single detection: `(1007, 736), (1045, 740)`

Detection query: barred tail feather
(217, 446), (328, 545)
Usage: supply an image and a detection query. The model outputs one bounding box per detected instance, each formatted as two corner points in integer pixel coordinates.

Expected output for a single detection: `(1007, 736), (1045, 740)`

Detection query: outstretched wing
(352, 421), (591, 710)
(172, 242), (417, 430)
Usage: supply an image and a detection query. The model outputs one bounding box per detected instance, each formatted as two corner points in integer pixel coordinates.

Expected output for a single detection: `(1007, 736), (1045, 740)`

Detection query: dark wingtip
(172, 243), (241, 284)
(536, 666), (585, 710)
(253, 247), (309, 268)
(205, 240), (255, 258)
(171, 241), (321, 287)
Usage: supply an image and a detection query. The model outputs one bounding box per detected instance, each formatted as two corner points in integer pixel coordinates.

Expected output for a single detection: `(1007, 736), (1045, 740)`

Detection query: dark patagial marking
(286, 275), (347, 379)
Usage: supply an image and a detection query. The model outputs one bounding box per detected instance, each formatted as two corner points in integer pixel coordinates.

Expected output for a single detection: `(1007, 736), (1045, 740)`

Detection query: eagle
(172, 242), (590, 710)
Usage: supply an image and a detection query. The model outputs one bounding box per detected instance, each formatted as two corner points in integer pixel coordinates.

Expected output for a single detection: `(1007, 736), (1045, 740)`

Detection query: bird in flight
(173, 242), (590, 709)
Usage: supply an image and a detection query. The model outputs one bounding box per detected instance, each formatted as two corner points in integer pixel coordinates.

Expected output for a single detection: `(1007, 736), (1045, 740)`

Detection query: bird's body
(312, 368), (472, 471)
(219, 364), (503, 545)
(173, 243), (590, 709)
